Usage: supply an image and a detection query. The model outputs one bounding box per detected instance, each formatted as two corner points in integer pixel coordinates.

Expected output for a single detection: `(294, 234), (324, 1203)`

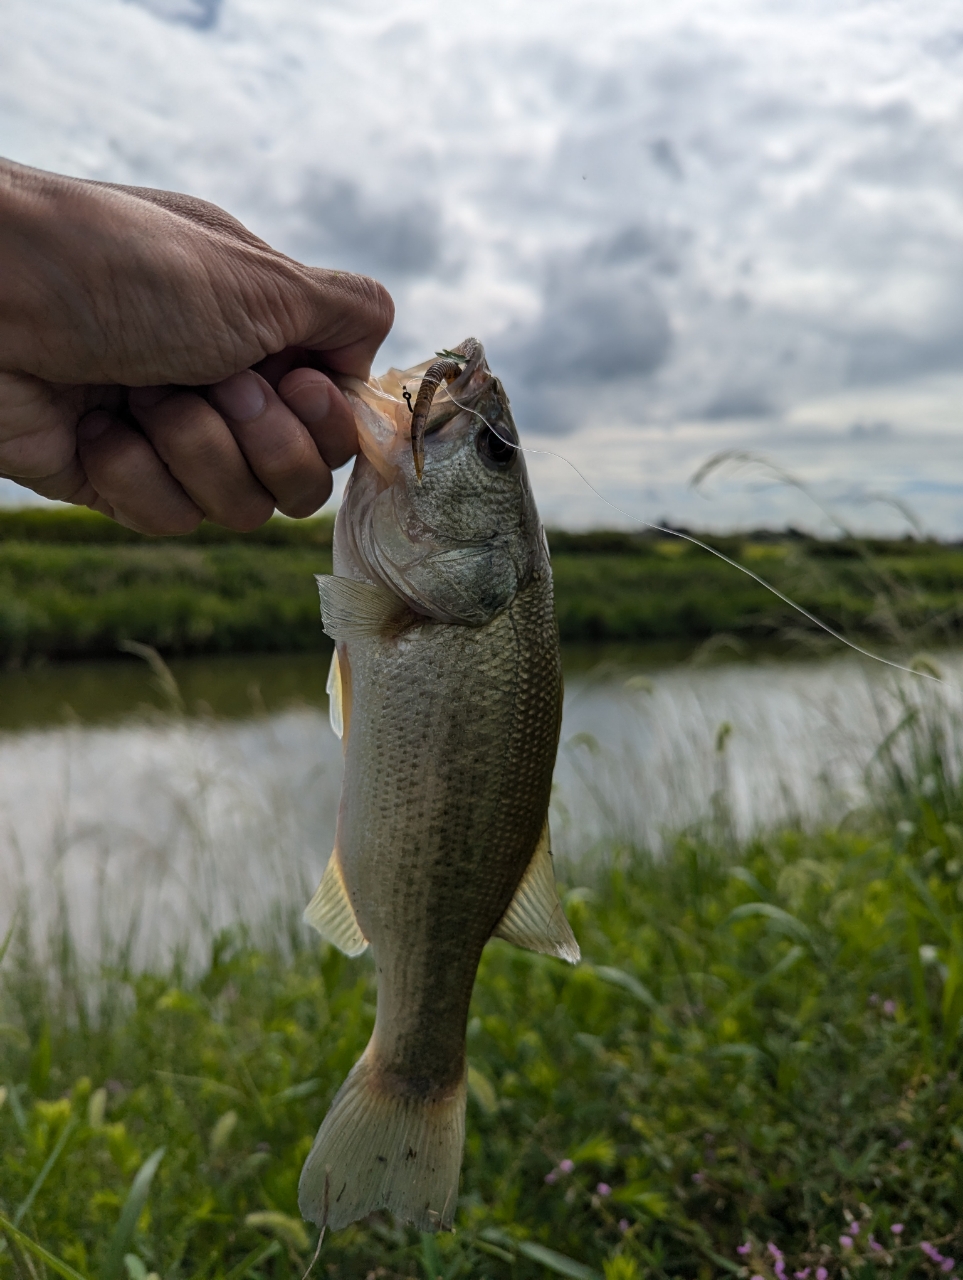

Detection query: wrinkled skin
(0, 157), (392, 532)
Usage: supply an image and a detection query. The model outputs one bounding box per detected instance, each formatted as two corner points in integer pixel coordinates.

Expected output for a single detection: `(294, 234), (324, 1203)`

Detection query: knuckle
(253, 431), (313, 484)
(211, 494), (274, 533)
(352, 274), (395, 339)
(134, 390), (205, 438)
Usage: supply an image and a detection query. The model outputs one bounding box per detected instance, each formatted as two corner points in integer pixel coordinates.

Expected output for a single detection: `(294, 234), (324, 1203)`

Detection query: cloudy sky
(3, 0), (963, 532)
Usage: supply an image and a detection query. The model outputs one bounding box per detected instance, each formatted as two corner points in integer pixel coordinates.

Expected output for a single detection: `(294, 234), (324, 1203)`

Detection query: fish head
(336, 340), (545, 626)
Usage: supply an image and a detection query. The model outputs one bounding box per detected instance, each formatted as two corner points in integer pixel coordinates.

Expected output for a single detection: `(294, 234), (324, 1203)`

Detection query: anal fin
(492, 820), (580, 964)
(304, 851), (368, 956)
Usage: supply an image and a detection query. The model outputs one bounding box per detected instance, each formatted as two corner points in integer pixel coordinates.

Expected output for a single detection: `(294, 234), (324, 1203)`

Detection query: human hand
(0, 160), (393, 533)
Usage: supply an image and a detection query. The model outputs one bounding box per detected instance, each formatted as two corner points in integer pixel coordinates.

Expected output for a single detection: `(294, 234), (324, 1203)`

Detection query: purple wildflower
(897, 1139), (913, 1151)
(922, 1243), (944, 1263)
(559, 1158), (574, 1174)
(768, 1243), (783, 1260)
(737, 1243), (752, 1256)
(544, 1171), (557, 1184)
(840, 1235), (853, 1249)
(941, 1260), (955, 1273)
(851, 1222), (860, 1235)
(794, 1271), (811, 1279)
(816, 1269), (828, 1280)
(692, 1172), (705, 1184)
(751, 1275), (765, 1280)
(870, 1236), (883, 1253)
(884, 999), (897, 1015)
(618, 1219), (629, 1233)
(775, 1261), (787, 1279)
(596, 1182), (611, 1197)
(892, 1224), (904, 1235)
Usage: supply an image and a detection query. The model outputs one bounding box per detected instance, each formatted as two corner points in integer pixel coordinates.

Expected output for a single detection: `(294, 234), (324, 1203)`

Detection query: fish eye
(476, 424), (517, 471)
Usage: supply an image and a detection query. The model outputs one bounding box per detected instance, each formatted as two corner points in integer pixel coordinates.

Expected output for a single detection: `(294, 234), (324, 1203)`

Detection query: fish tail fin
(298, 1048), (467, 1233)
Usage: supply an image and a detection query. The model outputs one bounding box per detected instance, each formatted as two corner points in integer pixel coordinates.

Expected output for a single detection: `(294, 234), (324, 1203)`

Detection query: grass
(3, 692), (963, 1279)
(3, 508), (963, 662)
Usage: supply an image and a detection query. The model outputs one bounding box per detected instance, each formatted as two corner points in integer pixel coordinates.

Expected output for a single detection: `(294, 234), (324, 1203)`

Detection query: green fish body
(299, 340), (578, 1233)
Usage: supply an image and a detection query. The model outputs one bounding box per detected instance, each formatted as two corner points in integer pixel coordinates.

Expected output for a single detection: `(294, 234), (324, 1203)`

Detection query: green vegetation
(1, 507), (962, 662)
(3, 700), (963, 1279)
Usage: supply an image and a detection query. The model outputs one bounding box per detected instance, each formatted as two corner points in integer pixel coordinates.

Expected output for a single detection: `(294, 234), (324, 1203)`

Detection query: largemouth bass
(298, 338), (579, 1234)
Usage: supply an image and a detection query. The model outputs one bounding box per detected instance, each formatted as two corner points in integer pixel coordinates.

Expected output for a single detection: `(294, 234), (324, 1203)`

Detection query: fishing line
(441, 389), (946, 687)
(300, 1227), (325, 1280)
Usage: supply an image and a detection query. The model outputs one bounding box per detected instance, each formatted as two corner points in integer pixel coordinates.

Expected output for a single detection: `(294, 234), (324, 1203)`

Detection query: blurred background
(3, 0), (963, 954)
(5, 4), (963, 1273)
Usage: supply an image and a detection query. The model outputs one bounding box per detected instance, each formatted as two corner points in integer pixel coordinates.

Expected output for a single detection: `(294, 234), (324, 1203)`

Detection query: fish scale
(298, 340), (578, 1233)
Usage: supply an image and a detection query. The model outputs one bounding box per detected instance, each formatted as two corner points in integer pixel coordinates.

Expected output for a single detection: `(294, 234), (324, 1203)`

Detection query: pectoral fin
(304, 851), (368, 956)
(316, 575), (406, 641)
(493, 821), (580, 964)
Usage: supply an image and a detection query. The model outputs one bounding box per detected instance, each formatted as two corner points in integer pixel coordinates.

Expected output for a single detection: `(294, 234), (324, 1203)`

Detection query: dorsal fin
(304, 851), (368, 956)
(316, 575), (405, 642)
(492, 820), (580, 963)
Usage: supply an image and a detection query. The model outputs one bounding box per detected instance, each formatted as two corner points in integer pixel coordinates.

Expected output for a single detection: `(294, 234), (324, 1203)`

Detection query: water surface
(1, 647), (955, 964)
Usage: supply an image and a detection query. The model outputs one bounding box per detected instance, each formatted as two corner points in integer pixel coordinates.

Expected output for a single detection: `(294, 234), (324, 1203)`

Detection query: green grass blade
(479, 1229), (601, 1280)
(14, 1117), (78, 1227)
(515, 1240), (602, 1279)
(5, 1083), (28, 1136)
(588, 964), (660, 1010)
(0, 1212), (89, 1280)
(420, 1231), (443, 1280)
(725, 902), (812, 945)
(222, 1240), (281, 1280)
(103, 1146), (166, 1280)
(903, 863), (954, 941)
(905, 908), (933, 1069)
(0, 915), (16, 972)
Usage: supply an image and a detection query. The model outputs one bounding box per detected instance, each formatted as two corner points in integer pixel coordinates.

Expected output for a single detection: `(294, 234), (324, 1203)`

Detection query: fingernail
(213, 371), (267, 422)
(79, 411), (111, 441)
(129, 385), (171, 410)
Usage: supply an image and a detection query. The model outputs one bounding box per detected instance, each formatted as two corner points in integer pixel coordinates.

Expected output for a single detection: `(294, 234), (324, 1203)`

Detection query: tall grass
(4, 506), (963, 661)
(3, 666), (963, 1278)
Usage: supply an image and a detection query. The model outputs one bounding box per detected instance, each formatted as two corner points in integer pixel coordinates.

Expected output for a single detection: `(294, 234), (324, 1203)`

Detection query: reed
(2, 688), (963, 1279)
(3, 508), (963, 662)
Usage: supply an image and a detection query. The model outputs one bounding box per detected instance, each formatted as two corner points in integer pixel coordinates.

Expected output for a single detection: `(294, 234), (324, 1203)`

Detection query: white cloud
(2, 0), (963, 530)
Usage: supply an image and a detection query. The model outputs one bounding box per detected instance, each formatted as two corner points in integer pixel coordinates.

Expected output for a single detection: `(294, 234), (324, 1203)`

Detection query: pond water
(1, 645), (959, 965)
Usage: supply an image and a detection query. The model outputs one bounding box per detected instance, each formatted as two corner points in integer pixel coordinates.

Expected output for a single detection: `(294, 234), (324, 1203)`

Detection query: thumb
(275, 265), (395, 381)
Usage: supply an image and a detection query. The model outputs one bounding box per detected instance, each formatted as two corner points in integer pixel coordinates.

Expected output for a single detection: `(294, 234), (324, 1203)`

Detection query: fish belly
(299, 574), (561, 1231)
(343, 572), (561, 1089)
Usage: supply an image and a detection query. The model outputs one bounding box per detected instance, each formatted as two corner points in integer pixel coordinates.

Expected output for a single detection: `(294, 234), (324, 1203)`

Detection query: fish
(298, 337), (579, 1234)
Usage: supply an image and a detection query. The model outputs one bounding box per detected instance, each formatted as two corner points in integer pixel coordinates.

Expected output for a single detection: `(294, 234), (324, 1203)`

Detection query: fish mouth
(340, 338), (490, 483)
(408, 337), (482, 481)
